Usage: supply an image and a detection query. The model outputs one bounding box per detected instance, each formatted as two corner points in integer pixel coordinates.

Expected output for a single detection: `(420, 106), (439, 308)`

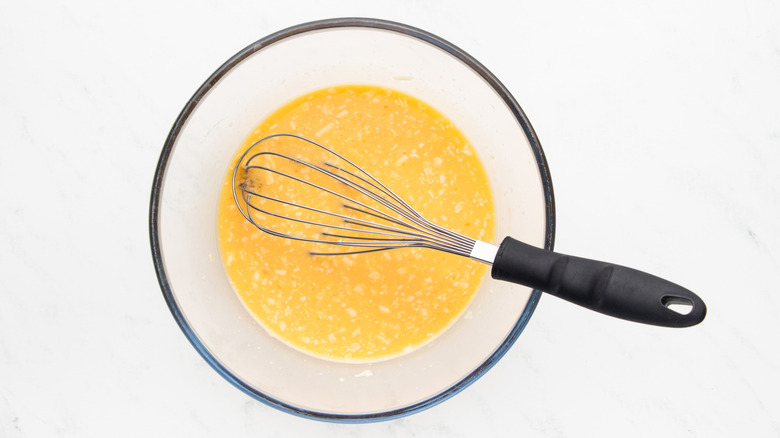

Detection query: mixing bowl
(150, 17), (554, 422)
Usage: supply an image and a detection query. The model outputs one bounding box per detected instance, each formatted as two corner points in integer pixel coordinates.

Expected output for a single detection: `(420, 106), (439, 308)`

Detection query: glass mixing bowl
(150, 17), (555, 422)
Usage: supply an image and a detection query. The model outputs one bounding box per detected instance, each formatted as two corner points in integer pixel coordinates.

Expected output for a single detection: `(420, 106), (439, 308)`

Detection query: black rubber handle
(491, 237), (706, 327)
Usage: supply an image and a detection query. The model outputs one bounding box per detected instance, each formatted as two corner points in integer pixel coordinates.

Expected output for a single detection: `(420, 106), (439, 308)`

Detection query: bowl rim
(149, 16), (556, 423)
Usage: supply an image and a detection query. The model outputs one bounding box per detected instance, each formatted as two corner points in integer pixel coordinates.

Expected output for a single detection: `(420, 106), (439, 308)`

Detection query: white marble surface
(2, 1), (779, 436)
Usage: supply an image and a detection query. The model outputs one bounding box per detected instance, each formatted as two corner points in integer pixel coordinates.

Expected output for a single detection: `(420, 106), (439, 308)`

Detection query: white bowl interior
(156, 23), (549, 416)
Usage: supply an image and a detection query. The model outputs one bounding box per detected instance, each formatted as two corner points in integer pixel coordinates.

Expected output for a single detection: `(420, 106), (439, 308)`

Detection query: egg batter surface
(217, 85), (495, 362)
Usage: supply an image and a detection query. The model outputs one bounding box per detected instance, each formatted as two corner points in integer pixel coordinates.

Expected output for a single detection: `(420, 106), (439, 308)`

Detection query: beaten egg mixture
(217, 85), (495, 362)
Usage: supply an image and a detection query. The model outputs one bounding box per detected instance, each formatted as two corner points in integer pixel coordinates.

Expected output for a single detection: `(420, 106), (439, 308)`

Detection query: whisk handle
(491, 237), (706, 327)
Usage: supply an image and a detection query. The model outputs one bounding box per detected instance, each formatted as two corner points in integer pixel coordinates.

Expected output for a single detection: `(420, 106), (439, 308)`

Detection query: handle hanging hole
(661, 295), (694, 316)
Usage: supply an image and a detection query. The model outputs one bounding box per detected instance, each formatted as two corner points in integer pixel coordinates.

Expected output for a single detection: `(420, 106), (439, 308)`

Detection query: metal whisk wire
(232, 134), (477, 257)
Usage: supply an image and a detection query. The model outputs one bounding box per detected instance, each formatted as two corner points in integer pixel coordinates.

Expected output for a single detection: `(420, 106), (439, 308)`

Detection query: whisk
(232, 133), (706, 328)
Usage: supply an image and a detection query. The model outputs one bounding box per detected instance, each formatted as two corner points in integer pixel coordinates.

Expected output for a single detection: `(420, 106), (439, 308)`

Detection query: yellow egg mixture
(217, 85), (495, 362)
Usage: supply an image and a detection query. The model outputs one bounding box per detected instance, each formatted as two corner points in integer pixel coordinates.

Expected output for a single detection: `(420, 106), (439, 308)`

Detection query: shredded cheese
(216, 85), (495, 362)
